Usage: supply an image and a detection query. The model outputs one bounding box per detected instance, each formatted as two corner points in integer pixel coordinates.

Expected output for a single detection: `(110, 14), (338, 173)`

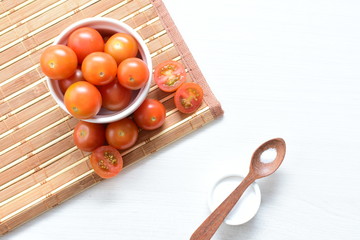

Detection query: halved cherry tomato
(106, 118), (138, 150)
(73, 121), (106, 152)
(59, 68), (85, 94)
(154, 60), (186, 92)
(117, 58), (149, 90)
(82, 52), (117, 86)
(40, 45), (77, 80)
(64, 81), (102, 119)
(174, 82), (203, 114)
(98, 79), (132, 111)
(104, 33), (138, 65)
(67, 27), (104, 63)
(90, 146), (123, 179)
(133, 99), (166, 130)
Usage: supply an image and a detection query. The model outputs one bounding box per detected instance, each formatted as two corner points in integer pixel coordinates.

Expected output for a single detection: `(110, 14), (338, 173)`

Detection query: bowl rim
(46, 17), (152, 124)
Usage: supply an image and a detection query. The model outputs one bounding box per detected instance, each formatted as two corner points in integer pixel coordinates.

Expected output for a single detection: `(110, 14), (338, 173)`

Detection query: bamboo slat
(0, 0), (223, 235)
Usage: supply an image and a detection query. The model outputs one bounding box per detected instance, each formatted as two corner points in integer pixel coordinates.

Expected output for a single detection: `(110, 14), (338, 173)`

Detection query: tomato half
(154, 60), (186, 92)
(117, 58), (149, 90)
(67, 27), (104, 63)
(81, 52), (117, 86)
(174, 82), (204, 114)
(40, 45), (77, 80)
(133, 99), (166, 130)
(59, 68), (85, 94)
(104, 33), (138, 65)
(106, 118), (138, 150)
(90, 146), (123, 179)
(64, 81), (102, 119)
(73, 121), (106, 152)
(98, 79), (132, 111)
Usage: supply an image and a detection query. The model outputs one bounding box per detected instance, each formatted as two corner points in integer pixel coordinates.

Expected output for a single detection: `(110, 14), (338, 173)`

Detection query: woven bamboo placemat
(0, 0), (223, 235)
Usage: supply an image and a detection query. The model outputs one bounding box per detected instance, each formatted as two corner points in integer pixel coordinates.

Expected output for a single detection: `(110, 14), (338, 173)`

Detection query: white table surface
(4, 0), (360, 239)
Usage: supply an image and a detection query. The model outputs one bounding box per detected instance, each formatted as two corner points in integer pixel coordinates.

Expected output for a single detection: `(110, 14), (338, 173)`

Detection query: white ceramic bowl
(208, 174), (261, 225)
(46, 17), (152, 123)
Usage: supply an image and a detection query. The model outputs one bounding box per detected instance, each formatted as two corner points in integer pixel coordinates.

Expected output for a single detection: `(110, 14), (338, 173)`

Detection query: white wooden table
(4, 0), (360, 239)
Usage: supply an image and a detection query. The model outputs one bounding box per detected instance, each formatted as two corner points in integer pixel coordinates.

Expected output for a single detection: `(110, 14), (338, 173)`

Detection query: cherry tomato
(59, 68), (85, 94)
(154, 60), (186, 92)
(117, 58), (149, 90)
(174, 82), (204, 114)
(133, 99), (166, 130)
(106, 118), (138, 150)
(40, 45), (77, 80)
(64, 81), (102, 119)
(67, 27), (104, 63)
(98, 79), (132, 111)
(90, 146), (123, 179)
(73, 121), (106, 152)
(82, 52), (117, 86)
(104, 33), (138, 65)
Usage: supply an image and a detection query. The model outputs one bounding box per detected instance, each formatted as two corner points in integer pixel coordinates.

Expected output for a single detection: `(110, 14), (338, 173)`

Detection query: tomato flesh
(98, 79), (132, 111)
(73, 121), (106, 152)
(154, 60), (186, 92)
(82, 52), (117, 86)
(64, 81), (102, 119)
(104, 33), (138, 65)
(67, 27), (104, 63)
(40, 45), (77, 80)
(90, 146), (123, 179)
(174, 82), (204, 114)
(117, 58), (149, 90)
(133, 99), (166, 130)
(106, 118), (138, 150)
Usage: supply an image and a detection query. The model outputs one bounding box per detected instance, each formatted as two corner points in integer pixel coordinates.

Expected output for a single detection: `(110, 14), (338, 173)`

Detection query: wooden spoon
(190, 138), (286, 240)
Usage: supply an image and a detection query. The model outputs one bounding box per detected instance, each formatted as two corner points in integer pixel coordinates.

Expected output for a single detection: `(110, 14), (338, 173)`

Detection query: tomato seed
(98, 160), (109, 170)
(165, 75), (180, 86)
(104, 151), (117, 164)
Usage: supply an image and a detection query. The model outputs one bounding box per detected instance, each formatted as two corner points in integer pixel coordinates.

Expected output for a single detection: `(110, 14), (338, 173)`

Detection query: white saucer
(208, 174), (261, 225)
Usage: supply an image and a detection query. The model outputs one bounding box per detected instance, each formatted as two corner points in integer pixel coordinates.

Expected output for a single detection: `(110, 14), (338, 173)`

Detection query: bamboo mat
(0, 0), (223, 235)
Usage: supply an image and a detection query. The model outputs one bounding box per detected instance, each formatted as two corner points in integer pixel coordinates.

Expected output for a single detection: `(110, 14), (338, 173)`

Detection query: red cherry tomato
(40, 45), (77, 80)
(90, 146), (123, 179)
(154, 60), (186, 92)
(82, 52), (117, 86)
(133, 99), (166, 130)
(73, 121), (106, 152)
(98, 79), (132, 111)
(104, 33), (138, 65)
(67, 27), (104, 63)
(58, 68), (85, 94)
(106, 118), (138, 150)
(64, 81), (102, 119)
(174, 82), (204, 114)
(117, 58), (149, 90)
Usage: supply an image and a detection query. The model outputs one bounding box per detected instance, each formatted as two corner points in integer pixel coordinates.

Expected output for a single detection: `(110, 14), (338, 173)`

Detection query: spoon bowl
(190, 138), (286, 240)
(250, 138), (286, 179)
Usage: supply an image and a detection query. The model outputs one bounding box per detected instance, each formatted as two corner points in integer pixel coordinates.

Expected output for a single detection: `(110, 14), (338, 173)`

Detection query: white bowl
(208, 174), (261, 225)
(46, 17), (152, 123)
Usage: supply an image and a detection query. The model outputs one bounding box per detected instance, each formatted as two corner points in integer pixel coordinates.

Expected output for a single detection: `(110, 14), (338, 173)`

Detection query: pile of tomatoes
(41, 26), (205, 179)
(41, 27), (150, 119)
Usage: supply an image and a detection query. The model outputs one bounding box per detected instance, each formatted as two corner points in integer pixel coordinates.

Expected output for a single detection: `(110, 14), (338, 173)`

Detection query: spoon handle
(190, 174), (255, 240)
